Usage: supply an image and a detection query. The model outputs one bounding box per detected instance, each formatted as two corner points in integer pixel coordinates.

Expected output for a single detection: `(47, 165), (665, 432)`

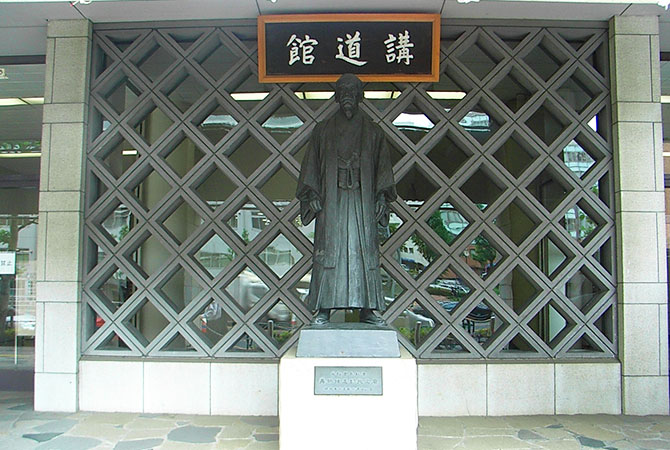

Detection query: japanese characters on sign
(0, 252), (16, 275)
(258, 14), (440, 82)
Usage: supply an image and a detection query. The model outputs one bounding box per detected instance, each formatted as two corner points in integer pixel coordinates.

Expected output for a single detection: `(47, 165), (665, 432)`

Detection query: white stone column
(34, 19), (92, 412)
(610, 15), (669, 415)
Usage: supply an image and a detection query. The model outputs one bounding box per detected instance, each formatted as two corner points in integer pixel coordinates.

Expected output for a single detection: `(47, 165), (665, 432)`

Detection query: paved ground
(1, 391), (670, 449)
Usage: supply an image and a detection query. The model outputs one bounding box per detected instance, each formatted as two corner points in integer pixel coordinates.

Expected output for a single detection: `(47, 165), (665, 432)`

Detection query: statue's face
(336, 79), (362, 120)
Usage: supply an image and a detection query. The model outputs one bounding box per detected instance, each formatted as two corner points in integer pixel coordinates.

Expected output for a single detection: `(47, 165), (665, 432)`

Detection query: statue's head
(335, 74), (363, 119)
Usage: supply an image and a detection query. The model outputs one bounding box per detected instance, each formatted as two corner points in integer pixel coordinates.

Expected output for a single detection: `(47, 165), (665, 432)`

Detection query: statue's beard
(341, 99), (357, 119)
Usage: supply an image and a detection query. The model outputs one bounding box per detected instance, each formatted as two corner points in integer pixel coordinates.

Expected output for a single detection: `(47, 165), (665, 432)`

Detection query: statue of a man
(296, 74), (396, 326)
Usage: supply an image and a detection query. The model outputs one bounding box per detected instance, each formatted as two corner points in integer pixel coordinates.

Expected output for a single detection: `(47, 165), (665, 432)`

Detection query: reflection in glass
(132, 298), (169, 345)
(523, 40), (564, 81)
(290, 270), (311, 305)
(491, 69), (533, 113)
(460, 234), (503, 280)
(527, 167), (571, 213)
(162, 199), (204, 244)
(593, 304), (614, 343)
(460, 168), (504, 210)
(133, 104), (173, 146)
(228, 70), (269, 112)
(457, 40), (500, 80)
(195, 40), (239, 81)
(104, 76), (141, 115)
(493, 134), (535, 178)
(163, 135), (204, 178)
(426, 132), (470, 179)
(562, 140), (595, 178)
(528, 301), (569, 349)
(259, 165), (297, 211)
(228, 202), (270, 244)
(392, 105), (435, 144)
(427, 202), (470, 246)
(255, 300), (300, 349)
(458, 105), (501, 145)
(164, 72), (207, 113)
(101, 202), (136, 244)
(592, 238), (613, 275)
(427, 267), (471, 315)
(225, 266), (269, 313)
(396, 165), (438, 211)
(190, 300), (237, 348)
(501, 333), (540, 354)
(561, 204), (598, 244)
(392, 299), (439, 349)
(229, 135), (271, 178)
(96, 332), (131, 351)
(193, 234), (236, 278)
(494, 200), (537, 246)
(568, 334), (605, 354)
(557, 69), (598, 114)
(565, 268), (604, 313)
(380, 266), (405, 310)
(196, 104), (238, 145)
(134, 42), (175, 82)
(292, 214), (314, 243)
(101, 137), (140, 179)
(397, 232), (438, 279)
(98, 267), (136, 311)
(494, 266), (540, 314)
(527, 234), (570, 280)
(130, 234), (171, 279)
(259, 234), (303, 278)
(261, 104), (303, 144)
(228, 332), (264, 353)
(363, 82), (402, 111)
(380, 210), (403, 245)
(525, 103), (567, 146)
(160, 332), (197, 352)
(433, 334), (469, 354)
(157, 265), (203, 313)
(194, 166), (236, 210)
(131, 168), (171, 212)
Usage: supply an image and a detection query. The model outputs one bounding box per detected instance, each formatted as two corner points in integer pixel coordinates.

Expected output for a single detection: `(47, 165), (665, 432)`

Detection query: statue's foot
(360, 309), (386, 326)
(312, 309), (330, 326)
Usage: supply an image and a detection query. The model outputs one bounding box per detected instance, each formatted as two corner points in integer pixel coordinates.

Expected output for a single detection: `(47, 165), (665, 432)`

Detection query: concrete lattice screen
(81, 22), (616, 360)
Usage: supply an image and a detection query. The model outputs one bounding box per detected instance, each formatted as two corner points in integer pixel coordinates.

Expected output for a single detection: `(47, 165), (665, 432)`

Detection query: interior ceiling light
(0, 152), (41, 158)
(0, 97), (45, 107)
(661, 95), (670, 103)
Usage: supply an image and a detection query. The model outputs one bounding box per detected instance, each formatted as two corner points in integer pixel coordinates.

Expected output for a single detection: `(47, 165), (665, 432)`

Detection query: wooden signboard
(258, 14), (440, 83)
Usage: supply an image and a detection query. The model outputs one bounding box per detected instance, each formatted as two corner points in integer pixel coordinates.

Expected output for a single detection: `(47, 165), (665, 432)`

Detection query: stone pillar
(610, 15), (669, 415)
(34, 19), (92, 412)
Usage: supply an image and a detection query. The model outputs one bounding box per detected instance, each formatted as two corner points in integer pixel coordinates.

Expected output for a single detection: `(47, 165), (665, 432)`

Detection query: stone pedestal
(279, 329), (417, 450)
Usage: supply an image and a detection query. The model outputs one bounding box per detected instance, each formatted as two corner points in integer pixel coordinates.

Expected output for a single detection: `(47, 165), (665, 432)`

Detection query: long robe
(296, 110), (396, 311)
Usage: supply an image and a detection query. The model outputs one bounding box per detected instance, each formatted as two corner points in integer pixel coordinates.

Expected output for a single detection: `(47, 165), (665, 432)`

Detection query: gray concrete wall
(34, 19), (92, 412)
(610, 15), (670, 415)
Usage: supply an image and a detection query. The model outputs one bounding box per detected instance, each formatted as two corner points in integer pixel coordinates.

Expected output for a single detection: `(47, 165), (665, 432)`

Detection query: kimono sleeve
(296, 123), (323, 225)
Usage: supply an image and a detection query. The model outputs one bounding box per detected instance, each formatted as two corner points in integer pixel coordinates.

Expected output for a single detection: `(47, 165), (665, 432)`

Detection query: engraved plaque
(314, 366), (383, 395)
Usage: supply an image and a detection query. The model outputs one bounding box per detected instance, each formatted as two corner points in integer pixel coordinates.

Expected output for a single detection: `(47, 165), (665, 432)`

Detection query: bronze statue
(297, 74), (396, 326)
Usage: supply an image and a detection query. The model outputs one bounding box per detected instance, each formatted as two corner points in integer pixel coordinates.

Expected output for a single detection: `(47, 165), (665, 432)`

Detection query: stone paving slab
(1, 391), (670, 449)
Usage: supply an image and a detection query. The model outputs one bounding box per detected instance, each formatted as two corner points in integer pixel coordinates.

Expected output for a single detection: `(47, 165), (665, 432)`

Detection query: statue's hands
(375, 198), (389, 223)
(310, 197), (322, 214)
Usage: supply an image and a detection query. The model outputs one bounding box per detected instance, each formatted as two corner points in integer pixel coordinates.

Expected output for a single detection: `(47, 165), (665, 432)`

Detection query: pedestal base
(279, 345), (417, 450)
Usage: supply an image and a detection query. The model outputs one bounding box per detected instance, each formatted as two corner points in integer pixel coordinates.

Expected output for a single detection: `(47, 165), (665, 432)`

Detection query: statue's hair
(335, 74), (363, 102)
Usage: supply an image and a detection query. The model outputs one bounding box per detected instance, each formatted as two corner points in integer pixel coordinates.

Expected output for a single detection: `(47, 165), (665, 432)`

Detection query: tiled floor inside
(1, 391), (670, 449)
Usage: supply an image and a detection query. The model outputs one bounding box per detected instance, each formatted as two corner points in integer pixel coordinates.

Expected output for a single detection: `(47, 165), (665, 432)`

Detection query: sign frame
(0, 252), (16, 275)
(258, 13), (441, 83)
(314, 366), (383, 396)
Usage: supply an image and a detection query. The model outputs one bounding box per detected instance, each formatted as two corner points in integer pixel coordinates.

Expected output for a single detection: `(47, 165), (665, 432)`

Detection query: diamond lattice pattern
(83, 23), (615, 360)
